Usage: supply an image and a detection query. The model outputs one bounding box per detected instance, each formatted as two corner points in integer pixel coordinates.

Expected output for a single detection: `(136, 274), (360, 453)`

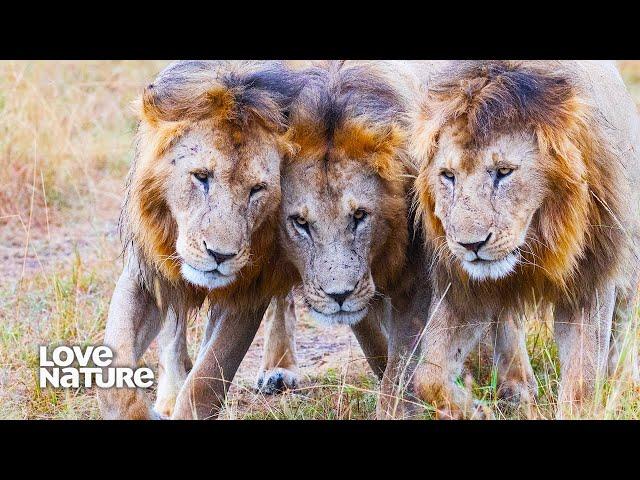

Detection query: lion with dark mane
(264, 60), (432, 417)
(411, 61), (640, 418)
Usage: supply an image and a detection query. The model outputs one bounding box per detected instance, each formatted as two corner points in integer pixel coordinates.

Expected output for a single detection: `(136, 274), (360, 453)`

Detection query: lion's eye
(192, 171), (209, 192)
(353, 209), (367, 226)
(496, 167), (513, 178)
(192, 171), (208, 182)
(441, 170), (455, 182)
(291, 215), (311, 236)
(249, 183), (266, 198)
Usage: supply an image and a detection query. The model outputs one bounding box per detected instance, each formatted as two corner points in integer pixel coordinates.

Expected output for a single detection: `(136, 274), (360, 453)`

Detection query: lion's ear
(140, 81), (235, 125)
(136, 61), (236, 125)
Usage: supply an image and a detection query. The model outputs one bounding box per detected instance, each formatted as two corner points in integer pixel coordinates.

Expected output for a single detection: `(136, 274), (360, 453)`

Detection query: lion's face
(427, 126), (546, 281)
(163, 122), (282, 289)
(279, 156), (390, 325)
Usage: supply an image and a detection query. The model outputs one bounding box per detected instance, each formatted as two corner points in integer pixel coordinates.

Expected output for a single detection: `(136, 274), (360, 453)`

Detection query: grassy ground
(1, 61), (639, 420)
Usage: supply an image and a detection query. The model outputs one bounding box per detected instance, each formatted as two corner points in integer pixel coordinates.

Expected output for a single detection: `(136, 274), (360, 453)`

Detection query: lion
(97, 60), (306, 419)
(410, 61), (640, 418)
(252, 60), (424, 404)
(254, 61), (533, 418)
(278, 61), (427, 418)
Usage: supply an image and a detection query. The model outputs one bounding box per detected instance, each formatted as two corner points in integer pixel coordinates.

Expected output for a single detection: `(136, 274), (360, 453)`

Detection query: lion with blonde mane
(411, 61), (640, 418)
(97, 61), (304, 419)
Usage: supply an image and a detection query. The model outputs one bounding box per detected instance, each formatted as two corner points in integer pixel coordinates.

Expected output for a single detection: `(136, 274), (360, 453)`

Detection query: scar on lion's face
(163, 121), (283, 289)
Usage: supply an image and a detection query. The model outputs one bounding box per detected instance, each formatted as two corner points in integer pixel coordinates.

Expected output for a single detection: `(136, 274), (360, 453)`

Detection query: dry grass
(0, 61), (166, 418)
(1, 60), (639, 420)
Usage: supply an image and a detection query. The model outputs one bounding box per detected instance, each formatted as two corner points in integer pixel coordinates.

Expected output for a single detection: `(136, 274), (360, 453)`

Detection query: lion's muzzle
(303, 273), (374, 326)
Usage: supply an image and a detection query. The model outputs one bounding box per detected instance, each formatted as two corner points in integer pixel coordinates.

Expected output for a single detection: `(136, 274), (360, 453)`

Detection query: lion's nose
(203, 241), (237, 265)
(325, 289), (354, 307)
(458, 233), (492, 253)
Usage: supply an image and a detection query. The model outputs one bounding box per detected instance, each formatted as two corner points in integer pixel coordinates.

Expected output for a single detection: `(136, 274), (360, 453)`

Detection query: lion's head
(123, 61), (301, 290)
(423, 125), (543, 281)
(413, 61), (623, 300)
(278, 62), (412, 325)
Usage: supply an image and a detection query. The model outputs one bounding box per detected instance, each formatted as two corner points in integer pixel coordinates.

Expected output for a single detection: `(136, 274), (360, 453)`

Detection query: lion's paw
(150, 408), (170, 420)
(154, 392), (177, 419)
(436, 400), (494, 420)
(470, 400), (494, 420)
(497, 378), (537, 407)
(435, 406), (463, 420)
(256, 367), (300, 394)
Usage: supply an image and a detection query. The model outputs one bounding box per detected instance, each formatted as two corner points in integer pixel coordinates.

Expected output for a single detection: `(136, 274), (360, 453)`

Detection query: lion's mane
(412, 60), (632, 307)
(120, 61), (302, 312)
(285, 61), (419, 292)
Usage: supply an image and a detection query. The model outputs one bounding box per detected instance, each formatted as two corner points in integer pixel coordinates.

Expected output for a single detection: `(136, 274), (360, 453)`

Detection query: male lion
(97, 61), (304, 419)
(411, 61), (640, 418)
(274, 61), (429, 418)
(255, 61), (426, 396)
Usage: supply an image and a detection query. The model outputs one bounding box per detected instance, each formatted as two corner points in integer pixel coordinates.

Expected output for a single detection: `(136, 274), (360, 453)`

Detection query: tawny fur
(99, 61), (303, 420)
(410, 61), (640, 418)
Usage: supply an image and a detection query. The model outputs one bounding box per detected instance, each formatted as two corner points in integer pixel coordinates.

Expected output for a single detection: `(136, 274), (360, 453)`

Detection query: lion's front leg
(154, 307), (192, 418)
(376, 319), (422, 419)
(97, 267), (163, 420)
(351, 301), (388, 381)
(554, 284), (615, 418)
(256, 293), (300, 394)
(414, 299), (491, 420)
(491, 312), (537, 408)
(372, 297), (424, 420)
(172, 302), (268, 419)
